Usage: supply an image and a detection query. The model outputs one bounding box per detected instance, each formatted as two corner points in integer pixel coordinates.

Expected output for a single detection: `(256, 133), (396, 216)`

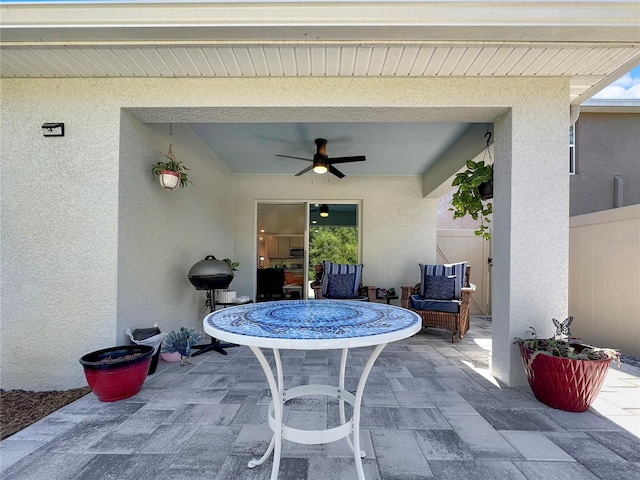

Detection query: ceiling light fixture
(319, 204), (330, 217)
(313, 158), (328, 174)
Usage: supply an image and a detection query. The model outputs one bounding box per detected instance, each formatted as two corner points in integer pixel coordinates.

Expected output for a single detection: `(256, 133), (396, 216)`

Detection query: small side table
(376, 294), (398, 305)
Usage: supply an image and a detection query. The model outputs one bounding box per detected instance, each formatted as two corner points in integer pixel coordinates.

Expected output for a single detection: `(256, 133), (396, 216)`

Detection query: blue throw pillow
(321, 261), (363, 297)
(326, 273), (356, 298)
(419, 262), (467, 299)
(424, 275), (456, 300)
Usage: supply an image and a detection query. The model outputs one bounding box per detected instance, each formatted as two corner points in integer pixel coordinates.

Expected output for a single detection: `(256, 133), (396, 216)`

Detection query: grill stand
(191, 290), (238, 357)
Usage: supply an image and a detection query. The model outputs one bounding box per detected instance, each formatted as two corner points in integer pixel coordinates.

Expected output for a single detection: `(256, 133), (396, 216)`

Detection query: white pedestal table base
(247, 344), (387, 480)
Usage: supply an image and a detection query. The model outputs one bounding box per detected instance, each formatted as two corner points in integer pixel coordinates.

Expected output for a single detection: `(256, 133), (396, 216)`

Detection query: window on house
(569, 125), (576, 175)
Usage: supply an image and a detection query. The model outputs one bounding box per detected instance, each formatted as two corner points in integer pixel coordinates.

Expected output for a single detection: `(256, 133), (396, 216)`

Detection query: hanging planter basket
(518, 343), (612, 412)
(478, 179), (493, 200)
(151, 143), (193, 190)
(158, 170), (180, 190)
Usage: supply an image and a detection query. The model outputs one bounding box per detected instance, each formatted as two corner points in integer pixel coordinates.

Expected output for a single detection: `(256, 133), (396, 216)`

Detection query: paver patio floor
(2, 317), (639, 479)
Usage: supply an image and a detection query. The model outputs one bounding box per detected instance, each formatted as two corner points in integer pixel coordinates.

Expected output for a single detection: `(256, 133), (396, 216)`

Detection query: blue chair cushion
(325, 295), (369, 301)
(326, 273), (357, 299)
(409, 295), (460, 313)
(424, 275), (456, 300)
(419, 262), (467, 299)
(321, 261), (363, 297)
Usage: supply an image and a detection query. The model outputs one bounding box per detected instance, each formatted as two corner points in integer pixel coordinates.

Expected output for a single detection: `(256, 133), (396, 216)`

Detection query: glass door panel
(308, 203), (359, 291)
(256, 203), (306, 301)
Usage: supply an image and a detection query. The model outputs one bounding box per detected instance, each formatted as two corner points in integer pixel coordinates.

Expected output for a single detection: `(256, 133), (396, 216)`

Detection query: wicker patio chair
(401, 264), (475, 343)
(312, 260), (376, 301)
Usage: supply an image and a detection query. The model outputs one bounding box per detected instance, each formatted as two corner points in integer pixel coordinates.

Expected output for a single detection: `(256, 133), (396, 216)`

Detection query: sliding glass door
(256, 201), (360, 301)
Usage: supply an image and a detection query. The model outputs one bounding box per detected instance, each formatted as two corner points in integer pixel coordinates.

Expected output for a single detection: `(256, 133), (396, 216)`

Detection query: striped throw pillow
(321, 261), (363, 298)
(419, 262), (467, 299)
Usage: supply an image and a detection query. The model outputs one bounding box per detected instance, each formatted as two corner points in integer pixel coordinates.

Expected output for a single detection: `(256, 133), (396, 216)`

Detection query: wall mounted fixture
(42, 123), (64, 137)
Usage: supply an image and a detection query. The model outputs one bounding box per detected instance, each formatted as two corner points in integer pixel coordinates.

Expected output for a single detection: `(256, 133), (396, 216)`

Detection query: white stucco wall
(116, 119), (234, 345)
(1, 80), (121, 390)
(1, 75), (570, 390)
(0, 80), (235, 390)
(231, 175), (436, 298)
(491, 93), (570, 385)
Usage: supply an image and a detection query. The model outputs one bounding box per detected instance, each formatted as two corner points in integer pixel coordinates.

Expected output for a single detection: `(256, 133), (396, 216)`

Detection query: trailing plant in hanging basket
(151, 145), (193, 189)
(450, 159), (493, 240)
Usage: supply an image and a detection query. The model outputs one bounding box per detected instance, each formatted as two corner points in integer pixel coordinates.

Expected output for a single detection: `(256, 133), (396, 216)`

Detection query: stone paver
(1, 316), (638, 479)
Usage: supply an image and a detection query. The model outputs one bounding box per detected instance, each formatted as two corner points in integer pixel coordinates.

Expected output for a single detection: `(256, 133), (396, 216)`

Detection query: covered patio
(2, 317), (639, 479)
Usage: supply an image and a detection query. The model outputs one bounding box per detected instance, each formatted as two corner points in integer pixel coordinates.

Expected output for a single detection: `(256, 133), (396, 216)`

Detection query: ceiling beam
(423, 123), (492, 199)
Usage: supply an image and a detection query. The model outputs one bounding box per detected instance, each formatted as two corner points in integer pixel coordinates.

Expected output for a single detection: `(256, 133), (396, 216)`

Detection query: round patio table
(204, 299), (421, 480)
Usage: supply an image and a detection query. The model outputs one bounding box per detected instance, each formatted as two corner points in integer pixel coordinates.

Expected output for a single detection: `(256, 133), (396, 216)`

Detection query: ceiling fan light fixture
(319, 204), (330, 217)
(313, 159), (328, 174)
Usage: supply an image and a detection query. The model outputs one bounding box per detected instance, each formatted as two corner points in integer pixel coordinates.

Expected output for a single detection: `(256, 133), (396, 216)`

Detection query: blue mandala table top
(203, 300), (421, 350)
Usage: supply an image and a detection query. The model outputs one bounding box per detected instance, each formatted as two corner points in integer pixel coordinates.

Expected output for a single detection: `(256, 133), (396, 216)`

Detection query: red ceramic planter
(518, 344), (612, 412)
(80, 345), (154, 402)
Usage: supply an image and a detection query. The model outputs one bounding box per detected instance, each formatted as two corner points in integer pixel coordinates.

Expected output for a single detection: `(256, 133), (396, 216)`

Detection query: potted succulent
(449, 159), (493, 240)
(514, 318), (620, 412)
(217, 258), (239, 303)
(79, 345), (155, 402)
(151, 151), (193, 190)
(161, 327), (205, 366)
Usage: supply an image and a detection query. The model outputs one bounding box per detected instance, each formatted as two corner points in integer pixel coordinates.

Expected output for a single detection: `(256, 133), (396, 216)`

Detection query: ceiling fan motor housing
(314, 138), (328, 157)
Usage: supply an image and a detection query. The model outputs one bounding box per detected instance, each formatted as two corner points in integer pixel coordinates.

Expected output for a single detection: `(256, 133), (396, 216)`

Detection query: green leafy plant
(514, 327), (620, 368)
(151, 156), (193, 188)
(449, 160), (493, 240)
(222, 258), (239, 271)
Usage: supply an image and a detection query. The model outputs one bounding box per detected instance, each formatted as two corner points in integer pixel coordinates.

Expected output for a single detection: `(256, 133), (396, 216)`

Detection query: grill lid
(188, 255), (234, 290)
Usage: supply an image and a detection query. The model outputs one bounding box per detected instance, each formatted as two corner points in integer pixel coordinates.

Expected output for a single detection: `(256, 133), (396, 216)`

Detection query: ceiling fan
(276, 138), (366, 179)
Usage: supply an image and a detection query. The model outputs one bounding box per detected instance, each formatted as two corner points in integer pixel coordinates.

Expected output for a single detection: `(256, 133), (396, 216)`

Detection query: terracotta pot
(158, 170), (180, 190)
(80, 345), (153, 402)
(518, 343), (611, 412)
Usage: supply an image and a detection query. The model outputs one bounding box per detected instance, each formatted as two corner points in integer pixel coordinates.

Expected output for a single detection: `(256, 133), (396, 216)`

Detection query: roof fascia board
(2, 1), (640, 44)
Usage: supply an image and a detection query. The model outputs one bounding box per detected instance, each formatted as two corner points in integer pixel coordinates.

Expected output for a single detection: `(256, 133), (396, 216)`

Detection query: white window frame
(569, 125), (576, 175)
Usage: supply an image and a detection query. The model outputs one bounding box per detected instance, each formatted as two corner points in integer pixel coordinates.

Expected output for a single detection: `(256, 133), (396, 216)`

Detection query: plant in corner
(222, 258), (240, 272)
(514, 318), (620, 412)
(449, 159), (493, 240)
(217, 259), (239, 303)
(151, 155), (193, 190)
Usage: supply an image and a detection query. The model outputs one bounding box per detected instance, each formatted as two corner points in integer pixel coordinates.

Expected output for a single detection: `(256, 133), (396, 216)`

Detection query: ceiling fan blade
(328, 165), (345, 179)
(295, 165), (314, 176)
(328, 155), (366, 164)
(275, 154), (313, 162)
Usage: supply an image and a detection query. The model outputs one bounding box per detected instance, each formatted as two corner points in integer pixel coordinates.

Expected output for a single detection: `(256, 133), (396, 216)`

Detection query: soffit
(2, 1), (640, 104)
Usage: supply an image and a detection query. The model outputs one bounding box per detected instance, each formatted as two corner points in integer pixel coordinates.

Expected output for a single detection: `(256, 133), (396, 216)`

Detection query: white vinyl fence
(437, 230), (491, 315)
(569, 205), (640, 357)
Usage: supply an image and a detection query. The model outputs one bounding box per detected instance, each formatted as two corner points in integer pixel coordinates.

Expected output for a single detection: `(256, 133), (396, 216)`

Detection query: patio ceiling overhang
(2, 1), (639, 195)
(1, 0), (639, 105)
